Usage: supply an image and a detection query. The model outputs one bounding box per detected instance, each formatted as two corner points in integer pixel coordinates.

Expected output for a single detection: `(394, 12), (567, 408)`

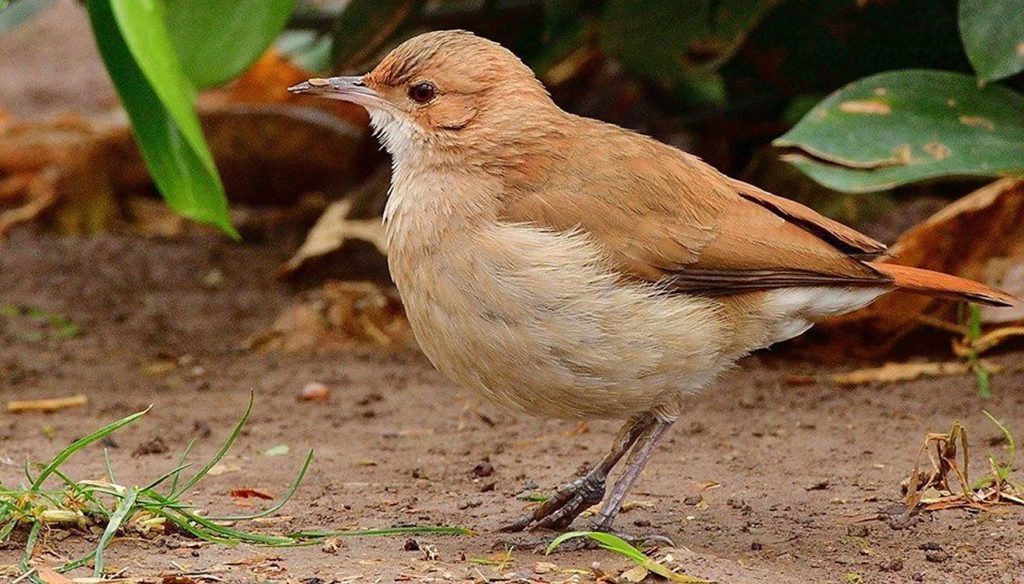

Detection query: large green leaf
(165, 0), (296, 89)
(958, 0), (1024, 84)
(775, 70), (1024, 193)
(601, 0), (777, 104)
(87, 0), (236, 236)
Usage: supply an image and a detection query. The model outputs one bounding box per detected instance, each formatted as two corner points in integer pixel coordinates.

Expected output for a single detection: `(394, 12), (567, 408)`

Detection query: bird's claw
(499, 474), (606, 533)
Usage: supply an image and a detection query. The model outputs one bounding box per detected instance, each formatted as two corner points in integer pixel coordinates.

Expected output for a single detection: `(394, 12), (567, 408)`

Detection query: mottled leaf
(775, 70), (1024, 192)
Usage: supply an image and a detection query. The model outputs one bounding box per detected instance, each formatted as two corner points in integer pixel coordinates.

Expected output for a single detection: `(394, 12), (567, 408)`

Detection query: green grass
(961, 303), (992, 398)
(0, 393), (470, 582)
(0, 304), (81, 341)
(970, 410), (1019, 491)
(546, 531), (708, 583)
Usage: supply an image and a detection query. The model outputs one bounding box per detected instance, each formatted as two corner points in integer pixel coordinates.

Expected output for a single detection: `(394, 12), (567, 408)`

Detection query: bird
(289, 30), (1016, 537)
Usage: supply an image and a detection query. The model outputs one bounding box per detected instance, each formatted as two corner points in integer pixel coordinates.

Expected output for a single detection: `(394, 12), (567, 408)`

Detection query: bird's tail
(872, 263), (1018, 307)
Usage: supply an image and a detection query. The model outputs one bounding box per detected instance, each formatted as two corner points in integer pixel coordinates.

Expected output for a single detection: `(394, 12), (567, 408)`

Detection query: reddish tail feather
(872, 263), (1018, 307)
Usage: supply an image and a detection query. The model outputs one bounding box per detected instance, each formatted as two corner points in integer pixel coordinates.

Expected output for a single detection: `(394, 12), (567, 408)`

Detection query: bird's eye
(408, 82), (436, 103)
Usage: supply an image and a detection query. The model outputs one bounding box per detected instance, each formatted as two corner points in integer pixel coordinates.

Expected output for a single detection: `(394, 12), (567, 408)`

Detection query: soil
(3, 227), (1024, 584)
(3, 3), (1024, 583)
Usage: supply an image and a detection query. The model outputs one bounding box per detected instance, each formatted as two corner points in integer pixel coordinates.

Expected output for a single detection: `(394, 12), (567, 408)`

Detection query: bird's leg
(590, 416), (673, 533)
(499, 413), (656, 533)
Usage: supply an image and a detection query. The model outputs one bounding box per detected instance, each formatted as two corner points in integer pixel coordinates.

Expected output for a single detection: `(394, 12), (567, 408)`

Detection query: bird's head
(289, 30), (558, 165)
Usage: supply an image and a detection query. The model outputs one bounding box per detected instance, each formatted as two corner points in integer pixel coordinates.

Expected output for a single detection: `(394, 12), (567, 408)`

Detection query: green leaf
(775, 70), (1024, 193)
(546, 531), (707, 583)
(601, 0), (777, 104)
(86, 0), (237, 236)
(165, 0), (296, 89)
(958, 0), (1024, 84)
(93, 487), (137, 577)
(264, 444), (290, 456)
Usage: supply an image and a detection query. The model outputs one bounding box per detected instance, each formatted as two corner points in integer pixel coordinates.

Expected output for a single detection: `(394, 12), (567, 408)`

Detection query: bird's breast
(385, 212), (733, 420)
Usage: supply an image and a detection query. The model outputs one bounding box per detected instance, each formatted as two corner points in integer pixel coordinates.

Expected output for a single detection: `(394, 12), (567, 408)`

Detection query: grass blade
(31, 408), (150, 490)
(93, 486), (137, 577)
(170, 392), (253, 498)
(18, 521), (42, 584)
(168, 437), (197, 495)
(205, 449), (313, 521)
(547, 531), (707, 583)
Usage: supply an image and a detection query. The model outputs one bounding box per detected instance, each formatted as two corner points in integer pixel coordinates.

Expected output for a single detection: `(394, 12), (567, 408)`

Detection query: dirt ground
(2, 228), (1023, 584)
(3, 3), (1024, 583)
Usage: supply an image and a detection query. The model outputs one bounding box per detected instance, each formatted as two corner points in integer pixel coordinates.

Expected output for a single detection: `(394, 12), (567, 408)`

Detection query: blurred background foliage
(2, 0), (1022, 234)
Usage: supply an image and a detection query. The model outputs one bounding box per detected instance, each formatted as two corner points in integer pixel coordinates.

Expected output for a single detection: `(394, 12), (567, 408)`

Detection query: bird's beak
(287, 76), (387, 109)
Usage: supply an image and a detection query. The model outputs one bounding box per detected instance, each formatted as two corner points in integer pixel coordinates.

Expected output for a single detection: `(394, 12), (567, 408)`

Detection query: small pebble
(321, 538), (341, 554)
(750, 542), (763, 551)
(300, 382), (330, 401)
(473, 461), (494, 477)
(925, 550), (948, 563)
(404, 538), (420, 551)
(683, 494), (703, 505)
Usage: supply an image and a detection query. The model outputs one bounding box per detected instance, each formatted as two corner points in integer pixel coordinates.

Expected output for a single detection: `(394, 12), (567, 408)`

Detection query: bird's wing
(500, 134), (891, 295)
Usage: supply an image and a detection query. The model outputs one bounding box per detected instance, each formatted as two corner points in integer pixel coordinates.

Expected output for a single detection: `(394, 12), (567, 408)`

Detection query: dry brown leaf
(248, 281), (415, 352)
(281, 199), (387, 275)
(620, 565), (649, 583)
(35, 567), (73, 584)
(801, 178), (1024, 359)
(229, 488), (274, 500)
(7, 394), (88, 413)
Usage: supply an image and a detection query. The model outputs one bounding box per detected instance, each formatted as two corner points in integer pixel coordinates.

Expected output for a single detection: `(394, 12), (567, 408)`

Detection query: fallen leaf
(36, 567), (73, 584)
(230, 488), (274, 500)
(281, 198), (387, 275)
(800, 178), (1024, 358)
(248, 280), (414, 352)
(620, 564), (649, 583)
(826, 360), (1003, 386)
(264, 444), (290, 456)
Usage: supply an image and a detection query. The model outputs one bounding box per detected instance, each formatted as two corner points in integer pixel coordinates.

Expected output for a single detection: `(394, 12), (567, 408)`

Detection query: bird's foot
(499, 473), (606, 532)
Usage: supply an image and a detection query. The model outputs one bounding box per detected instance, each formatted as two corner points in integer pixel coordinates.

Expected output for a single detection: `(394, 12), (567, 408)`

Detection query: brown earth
(3, 3), (1024, 583)
(3, 226), (1024, 584)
